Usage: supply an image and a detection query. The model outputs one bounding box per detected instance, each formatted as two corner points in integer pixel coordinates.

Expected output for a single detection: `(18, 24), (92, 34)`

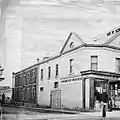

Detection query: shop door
(94, 80), (108, 110)
(109, 82), (120, 109)
(50, 90), (61, 109)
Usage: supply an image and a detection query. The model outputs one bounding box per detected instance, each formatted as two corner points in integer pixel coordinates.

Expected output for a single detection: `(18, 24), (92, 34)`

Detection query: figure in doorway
(1, 93), (5, 105)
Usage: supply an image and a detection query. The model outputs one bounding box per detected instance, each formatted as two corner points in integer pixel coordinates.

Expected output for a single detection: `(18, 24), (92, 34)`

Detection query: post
(82, 78), (86, 110)
(36, 58), (40, 106)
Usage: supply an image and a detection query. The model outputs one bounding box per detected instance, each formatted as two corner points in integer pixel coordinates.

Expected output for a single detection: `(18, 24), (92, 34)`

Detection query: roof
(80, 70), (120, 77)
(15, 25), (120, 74)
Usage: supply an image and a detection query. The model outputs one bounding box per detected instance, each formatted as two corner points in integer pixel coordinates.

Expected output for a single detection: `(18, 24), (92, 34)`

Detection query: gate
(50, 90), (61, 109)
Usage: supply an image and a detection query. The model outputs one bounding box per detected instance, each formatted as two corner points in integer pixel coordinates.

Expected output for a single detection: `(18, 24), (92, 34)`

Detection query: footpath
(1, 104), (120, 120)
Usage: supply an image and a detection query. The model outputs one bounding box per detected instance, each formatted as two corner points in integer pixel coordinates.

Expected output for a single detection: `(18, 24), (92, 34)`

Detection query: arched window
(69, 59), (73, 73)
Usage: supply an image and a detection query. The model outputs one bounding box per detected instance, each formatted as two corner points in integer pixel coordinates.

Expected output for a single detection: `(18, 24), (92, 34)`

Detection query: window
(48, 67), (51, 79)
(69, 59), (73, 73)
(54, 82), (58, 88)
(55, 64), (58, 77)
(41, 69), (43, 80)
(91, 56), (98, 70)
(40, 87), (43, 91)
(116, 58), (120, 72)
(32, 87), (36, 98)
(27, 72), (30, 84)
(27, 88), (29, 100)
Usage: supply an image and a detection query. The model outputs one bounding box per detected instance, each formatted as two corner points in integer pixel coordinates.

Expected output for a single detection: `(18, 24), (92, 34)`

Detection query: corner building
(13, 26), (120, 110)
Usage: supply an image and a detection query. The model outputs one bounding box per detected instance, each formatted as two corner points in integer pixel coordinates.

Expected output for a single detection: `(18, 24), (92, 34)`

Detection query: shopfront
(109, 81), (120, 109)
(81, 70), (120, 110)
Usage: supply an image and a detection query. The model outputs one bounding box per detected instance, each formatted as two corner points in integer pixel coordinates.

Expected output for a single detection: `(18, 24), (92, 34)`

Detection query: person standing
(2, 93), (5, 105)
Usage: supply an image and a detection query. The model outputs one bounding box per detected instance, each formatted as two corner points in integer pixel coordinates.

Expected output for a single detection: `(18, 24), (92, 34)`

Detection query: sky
(4, 0), (120, 68)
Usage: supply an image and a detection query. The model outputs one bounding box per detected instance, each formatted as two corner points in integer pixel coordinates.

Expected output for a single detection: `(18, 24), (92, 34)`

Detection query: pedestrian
(108, 98), (112, 112)
(2, 93), (5, 105)
(102, 103), (106, 119)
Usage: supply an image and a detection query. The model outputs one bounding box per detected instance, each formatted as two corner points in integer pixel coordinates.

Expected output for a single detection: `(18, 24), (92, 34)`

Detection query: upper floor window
(116, 58), (120, 72)
(91, 56), (98, 70)
(27, 72), (30, 84)
(48, 66), (51, 79)
(41, 69), (43, 80)
(69, 59), (73, 74)
(56, 64), (59, 77)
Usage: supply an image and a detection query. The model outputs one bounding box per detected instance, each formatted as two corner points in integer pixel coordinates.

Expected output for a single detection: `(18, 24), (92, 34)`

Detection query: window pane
(56, 64), (58, 77)
(91, 63), (97, 70)
(91, 56), (98, 70)
(48, 67), (51, 79)
(91, 56), (97, 63)
(116, 58), (120, 72)
(41, 69), (43, 80)
(70, 59), (73, 73)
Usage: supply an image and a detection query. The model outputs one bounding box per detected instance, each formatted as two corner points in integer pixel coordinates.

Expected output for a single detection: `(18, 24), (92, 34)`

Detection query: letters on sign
(107, 28), (120, 36)
(61, 77), (81, 83)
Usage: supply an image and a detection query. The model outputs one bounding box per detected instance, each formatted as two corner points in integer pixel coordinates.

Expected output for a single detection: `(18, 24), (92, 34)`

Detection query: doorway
(94, 80), (108, 109)
(50, 90), (61, 109)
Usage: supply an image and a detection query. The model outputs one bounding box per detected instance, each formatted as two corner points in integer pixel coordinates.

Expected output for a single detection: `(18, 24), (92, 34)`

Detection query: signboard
(61, 77), (82, 83)
(107, 28), (120, 36)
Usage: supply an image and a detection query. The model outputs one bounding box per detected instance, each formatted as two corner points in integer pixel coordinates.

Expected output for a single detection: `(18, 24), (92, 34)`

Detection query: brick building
(12, 66), (38, 106)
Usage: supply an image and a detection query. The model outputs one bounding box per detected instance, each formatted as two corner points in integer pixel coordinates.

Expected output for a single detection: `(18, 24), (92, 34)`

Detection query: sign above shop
(61, 77), (82, 83)
(107, 28), (120, 36)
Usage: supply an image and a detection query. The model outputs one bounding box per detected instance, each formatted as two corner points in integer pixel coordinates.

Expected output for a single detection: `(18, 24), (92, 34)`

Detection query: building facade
(13, 26), (120, 110)
(12, 66), (38, 106)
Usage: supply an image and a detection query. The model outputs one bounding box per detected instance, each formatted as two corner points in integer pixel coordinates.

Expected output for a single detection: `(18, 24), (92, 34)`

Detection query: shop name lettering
(61, 77), (81, 83)
(107, 28), (120, 36)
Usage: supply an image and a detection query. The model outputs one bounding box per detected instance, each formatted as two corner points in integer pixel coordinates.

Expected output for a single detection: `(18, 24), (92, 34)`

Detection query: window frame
(48, 66), (51, 79)
(69, 59), (74, 74)
(116, 58), (120, 73)
(40, 69), (43, 80)
(91, 56), (98, 70)
(55, 64), (59, 77)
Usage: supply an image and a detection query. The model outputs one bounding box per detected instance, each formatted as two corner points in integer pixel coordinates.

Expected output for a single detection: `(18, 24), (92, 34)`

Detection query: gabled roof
(60, 32), (85, 54)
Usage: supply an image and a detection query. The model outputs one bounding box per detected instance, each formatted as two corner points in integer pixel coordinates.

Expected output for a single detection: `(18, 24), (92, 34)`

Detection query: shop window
(41, 69), (43, 80)
(91, 56), (98, 70)
(94, 81), (108, 103)
(54, 82), (58, 88)
(69, 59), (73, 74)
(55, 64), (59, 77)
(116, 58), (120, 73)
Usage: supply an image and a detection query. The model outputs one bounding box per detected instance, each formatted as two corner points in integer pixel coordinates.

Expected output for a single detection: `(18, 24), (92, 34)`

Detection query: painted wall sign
(61, 77), (82, 83)
(107, 28), (120, 36)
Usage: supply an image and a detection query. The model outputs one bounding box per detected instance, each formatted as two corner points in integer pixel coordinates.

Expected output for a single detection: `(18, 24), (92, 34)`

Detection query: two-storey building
(12, 66), (38, 106)
(13, 26), (120, 110)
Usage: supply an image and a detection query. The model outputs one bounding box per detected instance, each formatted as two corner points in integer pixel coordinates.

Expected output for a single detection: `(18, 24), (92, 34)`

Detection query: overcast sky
(3, 0), (120, 67)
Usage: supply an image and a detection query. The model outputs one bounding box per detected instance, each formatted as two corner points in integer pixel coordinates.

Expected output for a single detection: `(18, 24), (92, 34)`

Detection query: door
(50, 90), (61, 109)
(94, 80), (108, 110)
